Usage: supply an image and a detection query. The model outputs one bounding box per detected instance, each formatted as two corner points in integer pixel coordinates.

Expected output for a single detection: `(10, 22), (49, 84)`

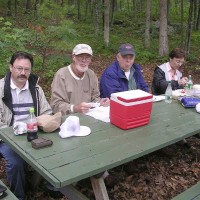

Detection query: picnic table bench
(0, 180), (17, 200)
(172, 181), (200, 200)
(0, 100), (200, 200)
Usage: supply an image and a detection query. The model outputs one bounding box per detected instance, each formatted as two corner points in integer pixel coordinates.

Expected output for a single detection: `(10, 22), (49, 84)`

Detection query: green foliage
(0, 0), (199, 79)
(38, 1), (67, 23)
(0, 17), (30, 77)
(26, 20), (77, 71)
(136, 50), (158, 64)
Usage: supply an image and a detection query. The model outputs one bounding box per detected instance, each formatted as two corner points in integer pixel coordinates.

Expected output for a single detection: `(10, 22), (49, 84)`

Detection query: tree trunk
(145, 0), (151, 48)
(180, 0), (184, 47)
(167, 0), (170, 24)
(25, 0), (32, 14)
(119, 0), (122, 11)
(67, 0), (72, 16)
(132, 0), (135, 17)
(111, 0), (115, 25)
(104, 0), (110, 47)
(159, 0), (168, 56)
(196, 0), (200, 29)
(14, 0), (18, 17)
(93, 0), (99, 36)
(34, 0), (39, 19)
(77, 0), (81, 20)
(102, 0), (104, 26)
(7, 0), (12, 16)
(127, 0), (130, 15)
(193, 0), (197, 29)
(185, 0), (194, 55)
(85, 0), (90, 18)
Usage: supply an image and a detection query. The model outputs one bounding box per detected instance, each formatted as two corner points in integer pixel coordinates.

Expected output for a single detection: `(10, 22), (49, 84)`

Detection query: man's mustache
(18, 75), (27, 79)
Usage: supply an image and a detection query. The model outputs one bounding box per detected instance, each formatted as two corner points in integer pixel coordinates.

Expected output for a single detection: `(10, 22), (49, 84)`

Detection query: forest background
(0, 1), (200, 199)
(0, 0), (200, 99)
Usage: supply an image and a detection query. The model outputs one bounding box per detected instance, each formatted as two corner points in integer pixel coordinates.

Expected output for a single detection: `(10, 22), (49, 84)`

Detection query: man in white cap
(50, 44), (109, 115)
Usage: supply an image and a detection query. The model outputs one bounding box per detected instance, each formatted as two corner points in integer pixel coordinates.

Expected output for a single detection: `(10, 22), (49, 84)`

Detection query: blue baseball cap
(118, 43), (135, 56)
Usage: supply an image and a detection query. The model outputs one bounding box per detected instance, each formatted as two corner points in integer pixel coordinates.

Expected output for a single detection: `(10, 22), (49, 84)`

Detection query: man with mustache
(50, 44), (109, 115)
(0, 51), (52, 200)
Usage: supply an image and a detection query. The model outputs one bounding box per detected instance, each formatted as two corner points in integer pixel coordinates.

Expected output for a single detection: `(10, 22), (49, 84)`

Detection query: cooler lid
(111, 89), (153, 103)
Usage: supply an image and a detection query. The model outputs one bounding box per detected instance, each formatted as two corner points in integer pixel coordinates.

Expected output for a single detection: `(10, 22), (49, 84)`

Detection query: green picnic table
(0, 100), (200, 200)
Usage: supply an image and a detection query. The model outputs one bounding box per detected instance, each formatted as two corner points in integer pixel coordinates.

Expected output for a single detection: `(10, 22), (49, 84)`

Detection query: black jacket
(152, 67), (183, 95)
(2, 72), (40, 126)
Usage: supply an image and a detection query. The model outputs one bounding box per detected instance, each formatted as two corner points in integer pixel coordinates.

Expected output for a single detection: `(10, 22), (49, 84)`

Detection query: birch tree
(104, 0), (110, 47)
(185, 0), (194, 54)
(159, 0), (168, 56)
(145, 0), (151, 48)
(93, 0), (99, 36)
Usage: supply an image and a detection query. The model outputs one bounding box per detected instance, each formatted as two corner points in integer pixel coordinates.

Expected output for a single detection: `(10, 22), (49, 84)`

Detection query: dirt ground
(0, 55), (200, 200)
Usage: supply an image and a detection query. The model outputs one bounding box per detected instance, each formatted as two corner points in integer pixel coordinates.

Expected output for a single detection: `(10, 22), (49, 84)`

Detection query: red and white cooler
(110, 89), (153, 130)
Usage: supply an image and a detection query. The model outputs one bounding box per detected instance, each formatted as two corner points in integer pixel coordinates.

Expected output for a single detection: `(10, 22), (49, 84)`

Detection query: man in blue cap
(100, 43), (148, 98)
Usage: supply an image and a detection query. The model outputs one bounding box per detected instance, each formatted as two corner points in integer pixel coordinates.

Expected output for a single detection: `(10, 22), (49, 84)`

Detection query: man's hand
(100, 98), (110, 107)
(178, 77), (188, 86)
(74, 102), (91, 113)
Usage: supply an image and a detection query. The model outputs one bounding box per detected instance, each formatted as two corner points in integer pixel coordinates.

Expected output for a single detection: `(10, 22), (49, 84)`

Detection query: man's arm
(90, 72), (101, 102)
(37, 85), (52, 115)
(100, 72), (123, 98)
(0, 109), (9, 129)
(50, 71), (72, 115)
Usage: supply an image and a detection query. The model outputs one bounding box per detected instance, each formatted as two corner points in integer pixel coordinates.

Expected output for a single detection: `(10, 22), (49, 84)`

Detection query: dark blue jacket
(100, 60), (149, 98)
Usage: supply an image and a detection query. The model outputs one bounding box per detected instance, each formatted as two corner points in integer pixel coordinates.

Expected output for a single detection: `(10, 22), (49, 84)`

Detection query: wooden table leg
(90, 176), (109, 200)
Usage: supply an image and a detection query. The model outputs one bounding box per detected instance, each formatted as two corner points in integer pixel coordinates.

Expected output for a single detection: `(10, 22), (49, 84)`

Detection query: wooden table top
(0, 100), (200, 188)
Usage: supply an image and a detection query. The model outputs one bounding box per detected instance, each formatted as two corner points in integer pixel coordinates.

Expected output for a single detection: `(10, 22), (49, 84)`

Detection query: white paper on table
(85, 106), (110, 123)
(153, 95), (165, 102)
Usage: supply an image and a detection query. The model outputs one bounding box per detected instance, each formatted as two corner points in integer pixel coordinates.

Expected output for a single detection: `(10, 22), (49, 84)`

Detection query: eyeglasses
(13, 66), (31, 73)
(76, 55), (91, 62)
(175, 60), (185, 65)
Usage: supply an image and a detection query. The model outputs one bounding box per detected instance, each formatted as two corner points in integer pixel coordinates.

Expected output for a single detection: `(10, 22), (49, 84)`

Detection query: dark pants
(0, 142), (26, 200)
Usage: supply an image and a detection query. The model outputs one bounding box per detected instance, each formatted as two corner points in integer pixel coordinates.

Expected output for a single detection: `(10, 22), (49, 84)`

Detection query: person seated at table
(152, 48), (192, 148)
(152, 48), (188, 95)
(0, 51), (52, 200)
(50, 43), (109, 115)
(100, 43), (149, 98)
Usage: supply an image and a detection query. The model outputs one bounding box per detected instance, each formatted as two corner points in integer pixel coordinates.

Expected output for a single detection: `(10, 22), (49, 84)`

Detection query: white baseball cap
(59, 116), (91, 138)
(72, 44), (93, 56)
